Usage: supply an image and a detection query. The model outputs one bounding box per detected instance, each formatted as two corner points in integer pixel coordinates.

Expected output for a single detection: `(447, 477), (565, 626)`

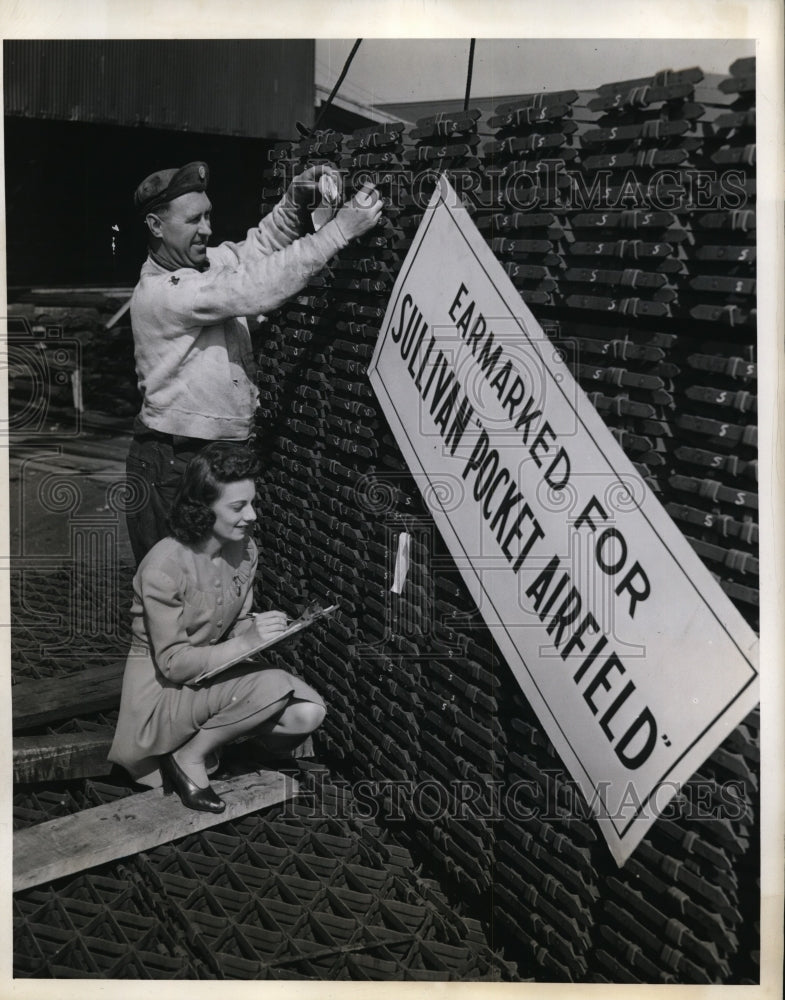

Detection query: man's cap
(134, 161), (210, 214)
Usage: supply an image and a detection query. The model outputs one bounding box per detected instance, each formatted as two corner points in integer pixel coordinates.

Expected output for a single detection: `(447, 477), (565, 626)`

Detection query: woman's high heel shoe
(159, 753), (226, 814)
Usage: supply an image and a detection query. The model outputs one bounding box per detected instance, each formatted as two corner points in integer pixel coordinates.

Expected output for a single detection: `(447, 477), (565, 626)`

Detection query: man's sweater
(130, 197), (348, 440)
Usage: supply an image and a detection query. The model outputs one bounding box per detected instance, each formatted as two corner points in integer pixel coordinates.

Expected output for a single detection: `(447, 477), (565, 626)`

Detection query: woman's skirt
(108, 641), (325, 783)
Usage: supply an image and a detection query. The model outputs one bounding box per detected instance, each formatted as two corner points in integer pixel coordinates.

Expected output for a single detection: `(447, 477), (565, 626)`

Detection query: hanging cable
(463, 39), (476, 111)
(311, 39), (363, 135)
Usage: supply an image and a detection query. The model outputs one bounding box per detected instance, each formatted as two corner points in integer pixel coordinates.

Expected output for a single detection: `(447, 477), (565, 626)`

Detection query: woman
(109, 442), (326, 813)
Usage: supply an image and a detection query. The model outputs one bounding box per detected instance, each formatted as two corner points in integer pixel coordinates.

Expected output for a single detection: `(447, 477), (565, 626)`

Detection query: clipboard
(194, 602), (339, 684)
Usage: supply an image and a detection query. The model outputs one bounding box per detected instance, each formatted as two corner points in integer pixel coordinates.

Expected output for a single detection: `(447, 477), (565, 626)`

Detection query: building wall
(4, 39), (314, 139)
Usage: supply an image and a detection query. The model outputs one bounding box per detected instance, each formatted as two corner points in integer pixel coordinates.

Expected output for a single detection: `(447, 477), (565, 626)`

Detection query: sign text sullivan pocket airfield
(368, 175), (759, 865)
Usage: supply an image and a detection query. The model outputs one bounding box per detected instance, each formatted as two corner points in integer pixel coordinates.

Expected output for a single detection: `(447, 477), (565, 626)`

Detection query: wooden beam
(13, 729), (114, 784)
(104, 296), (132, 329)
(13, 661), (125, 732)
(14, 769), (298, 893)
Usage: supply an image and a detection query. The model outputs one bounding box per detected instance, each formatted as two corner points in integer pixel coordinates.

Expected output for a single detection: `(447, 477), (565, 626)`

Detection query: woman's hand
(252, 610), (289, 644)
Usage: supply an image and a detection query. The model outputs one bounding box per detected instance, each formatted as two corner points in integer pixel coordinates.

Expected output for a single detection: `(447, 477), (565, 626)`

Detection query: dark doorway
(5, 117), (276, 289)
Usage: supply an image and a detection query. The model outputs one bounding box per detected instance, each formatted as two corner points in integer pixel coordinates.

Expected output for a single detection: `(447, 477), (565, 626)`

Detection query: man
(125, 160), (382, 563)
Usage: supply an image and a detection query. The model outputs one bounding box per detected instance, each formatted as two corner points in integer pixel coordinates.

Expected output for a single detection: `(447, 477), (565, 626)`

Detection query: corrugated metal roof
(3, 39), (314, 139)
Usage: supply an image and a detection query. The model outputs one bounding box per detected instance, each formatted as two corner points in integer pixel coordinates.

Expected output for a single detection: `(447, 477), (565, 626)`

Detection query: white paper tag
(311, 174), (340, 231)
(390, 532), (412, 594)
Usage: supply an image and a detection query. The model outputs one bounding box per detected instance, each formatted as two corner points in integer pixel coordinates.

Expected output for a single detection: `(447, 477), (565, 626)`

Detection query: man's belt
(132, 418), (248, 451)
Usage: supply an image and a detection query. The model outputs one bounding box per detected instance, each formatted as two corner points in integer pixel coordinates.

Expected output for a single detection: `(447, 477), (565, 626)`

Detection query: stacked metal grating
(541, 70), (698, 502)
(14, 765), (519, 980)
(80, 314), (140, 417)
(247, 59), (759, 983)
(566, 67), (705, 321)
(481, 88), (577, 308)
(11, 562), (133, 682)
(8, 302), (140, 417)
(665, 57), (758, 625)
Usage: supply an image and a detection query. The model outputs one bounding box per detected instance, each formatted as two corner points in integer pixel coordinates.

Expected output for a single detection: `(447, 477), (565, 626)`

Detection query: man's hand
(252, 610), (289, 644)
(287, 164), (344, 212)
(334, 183), (384, 241)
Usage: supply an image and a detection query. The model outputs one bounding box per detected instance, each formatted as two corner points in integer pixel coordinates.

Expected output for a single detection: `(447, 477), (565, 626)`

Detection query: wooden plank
(105, 296), (132, 329)
(12, 661), (125, 731)
(14, 769), (298, 892)
(13, 729), (114, 784)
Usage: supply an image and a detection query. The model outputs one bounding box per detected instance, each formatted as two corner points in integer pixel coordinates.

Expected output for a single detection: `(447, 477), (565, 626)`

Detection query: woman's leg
(172, 694), (292, 788)
(171, 695), (326, 787)
(254, 698), (327, 755)
(166, 665), (327, 788)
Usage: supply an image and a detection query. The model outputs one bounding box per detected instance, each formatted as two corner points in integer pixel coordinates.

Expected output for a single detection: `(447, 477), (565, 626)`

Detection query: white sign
(368, 174), (759, 865)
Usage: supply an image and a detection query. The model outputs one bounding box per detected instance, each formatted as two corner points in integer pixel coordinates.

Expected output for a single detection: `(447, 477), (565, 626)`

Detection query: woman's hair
(168, 442), (261, 544)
